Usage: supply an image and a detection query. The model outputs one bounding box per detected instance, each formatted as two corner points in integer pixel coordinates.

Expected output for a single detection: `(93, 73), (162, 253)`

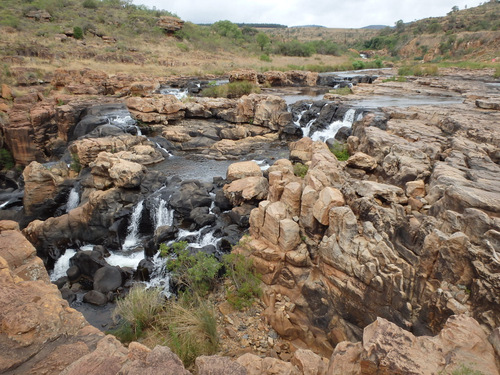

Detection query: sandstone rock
(278, 219), (301, 251)
(291, 349), (327, 375)
(1, 84), (12, 100)
(312, 187), (345, 225)
(405, 180), (426, 197)
(476, 99), (500, 110)
(353, 180), (407, 205)
(126, 95), (186, 122)
(346, 152), (377, 171)
(236, 353), (300, 375)
(328, 315), (498, 375)
(229, 70), (259, 84)
(224, 176), (269, 206)
(195, 355), (246, 375)
(226, 161), (263, 181)
(90, 152), (147, 189)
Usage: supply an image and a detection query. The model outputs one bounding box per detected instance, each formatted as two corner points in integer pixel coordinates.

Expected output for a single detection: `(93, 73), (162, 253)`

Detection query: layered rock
(156, 16), (184, 32)
(239, 88), (500, 357)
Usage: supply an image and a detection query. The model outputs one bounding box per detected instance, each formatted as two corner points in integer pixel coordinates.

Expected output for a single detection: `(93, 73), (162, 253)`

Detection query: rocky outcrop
(328, 315), (498, 375)
(156, 16), (184, 32)
(239, 90), (500, 357)
(229, 69), (319, 87)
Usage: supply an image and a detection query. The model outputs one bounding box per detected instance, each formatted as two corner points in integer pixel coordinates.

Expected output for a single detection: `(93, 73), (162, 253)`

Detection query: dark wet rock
(83, 290), (108, 306)
(334, 126), (352, 142)
(136, 258), (155, 281)
(69, 250), (108, 279)
(215, 189), (233, 211)
(60, 287), (76, 303)
(93, 266), (122, 293)
(170, 180), (212, 217)
(66, 265), (81, 282)
(190, 206), (216, 227)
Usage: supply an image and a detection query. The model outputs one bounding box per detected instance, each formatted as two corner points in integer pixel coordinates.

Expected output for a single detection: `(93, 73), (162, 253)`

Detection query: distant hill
(362, 25), (389, 30)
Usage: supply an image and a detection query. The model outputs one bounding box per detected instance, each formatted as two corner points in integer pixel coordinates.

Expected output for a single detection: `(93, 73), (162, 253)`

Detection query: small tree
(395, 19), (405, 33)
(452, 5), (459, 12)
(73, 26), (84, 40)
(256, 32), (270, 51)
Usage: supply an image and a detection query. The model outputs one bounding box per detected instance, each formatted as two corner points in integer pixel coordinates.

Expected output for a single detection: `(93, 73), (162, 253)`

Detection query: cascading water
(123, 200), (144, 250)
(66, 187), (80, 213)
(154, 196), (174, 230)
(309, 108), (359, 142)
(144, 252), (171, 296)
(50, 249), (76, 281)
(159, 87), (188, 100)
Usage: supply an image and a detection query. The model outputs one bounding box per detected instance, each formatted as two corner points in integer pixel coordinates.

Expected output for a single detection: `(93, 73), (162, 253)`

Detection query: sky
(132, 0), (486, 28)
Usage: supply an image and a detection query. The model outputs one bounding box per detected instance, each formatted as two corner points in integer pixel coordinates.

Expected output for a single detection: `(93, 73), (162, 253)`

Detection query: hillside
(360, 1), (500, 61)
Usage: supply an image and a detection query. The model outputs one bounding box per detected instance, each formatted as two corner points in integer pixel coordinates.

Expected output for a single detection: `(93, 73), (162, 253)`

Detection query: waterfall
(144, 253), (172, 296)
(50, 249), (76, 281)
(155, 142), (172, 157)
(176, 226), (220, 249)
(310, 108), (358, 142)
(123, 200), (144, 250)
(154, 196), (174, 229)
(301, 118), (316, 138)
(66, 187), (80, 213)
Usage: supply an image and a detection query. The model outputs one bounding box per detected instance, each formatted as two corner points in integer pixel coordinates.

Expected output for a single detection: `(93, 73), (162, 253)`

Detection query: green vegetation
(222, 253), (262, 310)
(259, 54), (272, 62)
(200, 80), (261, 98)
(163, 241), (222, 295)
(256, 32), (270, 51)
(382, 76), (407, 83)
(450, 364), (484, 375)
(111, 285), (218, 367)
(73, 26), (83, 40)
(155, 298), (218, 367)
(330, 86), (352, 95)
(0, 148), (14, 170)
(398, 64), (439, 76)
(293, 162), (309, 178)
(111, 285), (163, 341)
(494, 66), (500, 78)
(330, 141), (349, 161)
(69, 153), (81, 173)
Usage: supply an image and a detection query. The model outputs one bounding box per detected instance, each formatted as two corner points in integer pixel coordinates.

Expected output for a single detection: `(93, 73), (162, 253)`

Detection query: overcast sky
(132, 0), (485, 28)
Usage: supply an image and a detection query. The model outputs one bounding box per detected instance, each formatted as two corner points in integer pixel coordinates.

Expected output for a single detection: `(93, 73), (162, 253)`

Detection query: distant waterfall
(123, 200), (144, 250)
(66, 187), (80, 213)
(310, 108), (359, 142)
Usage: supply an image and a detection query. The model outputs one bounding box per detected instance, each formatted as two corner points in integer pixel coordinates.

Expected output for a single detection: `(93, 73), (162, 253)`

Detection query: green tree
(395, 19), (405, 33)
(211, 20), (242, 39)
(73, 26), (84, 40)
(256, 32), (270, 51)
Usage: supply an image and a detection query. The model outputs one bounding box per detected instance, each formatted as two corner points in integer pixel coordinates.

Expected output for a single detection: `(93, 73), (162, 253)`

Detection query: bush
(155, 298), (218, 367)
(200, 80), (260, 99)
(330, 141), (349, 161)
(259, 53), (272, 62)
(0, 149), (14, 170)
(274, 40), (315, 57)
(223, 253), (262, 310)
(293, 162), (309, 178)
(352, 60), (366, 70)
(166, 241), (222, 295)
(82, 0), (98, 9)
(111, 285), (164, 338)
(73, 26), (83, 40)
(494, 66), (500, 79)
(70, 153), (81, 173)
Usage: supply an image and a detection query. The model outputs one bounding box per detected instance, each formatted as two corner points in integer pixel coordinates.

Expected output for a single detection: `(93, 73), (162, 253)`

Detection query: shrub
(111, 285), (164, 338)
(330, 141), (349, 161)
(330, 86), (352, 95)
(73, 26), (83, 40)
(494, 66), (500, 79)
(69, 153), (81, 173)
(156, 298), (218, 367)
(223, 253), (262, 310)
(352, 60), (366, 70)
(82, 0), (98, 9)
(260, 54), (272, 62)
(293, 162), (309, 178)
(0, 149), (14, 170)
(166, 241), (222, 295)
(374, 58), (384, 68)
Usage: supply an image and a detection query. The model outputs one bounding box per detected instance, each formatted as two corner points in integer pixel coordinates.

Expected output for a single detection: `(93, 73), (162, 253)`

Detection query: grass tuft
(330, 141), (349, 161)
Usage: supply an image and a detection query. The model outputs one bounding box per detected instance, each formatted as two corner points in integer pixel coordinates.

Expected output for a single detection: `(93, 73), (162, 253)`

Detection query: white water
(50, 249), (76, 281)
(106, 250), (145, 269)
(66, 187), (80, 213)
(144, 253), (172, 296)
(155, 142), (172, 156)
(310, 108), (358, 142)
(123, 201), (144, 250)
(154, 196), (174, 229)
(0, 199), (12, 210)
(160, 87), (188, 100)
(176, 226), (220, 249)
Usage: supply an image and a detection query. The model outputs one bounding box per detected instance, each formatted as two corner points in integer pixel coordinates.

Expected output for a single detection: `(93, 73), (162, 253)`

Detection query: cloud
(133, 0), (483, 28)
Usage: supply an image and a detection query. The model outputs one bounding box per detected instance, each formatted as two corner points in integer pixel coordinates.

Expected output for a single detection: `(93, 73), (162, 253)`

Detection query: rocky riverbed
(0, 67), (499, 374)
